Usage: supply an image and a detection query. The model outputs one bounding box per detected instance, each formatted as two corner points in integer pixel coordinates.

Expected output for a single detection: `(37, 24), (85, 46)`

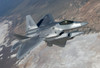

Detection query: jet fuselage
(26, 20), (87, 40)
(11, 14), (88, 59)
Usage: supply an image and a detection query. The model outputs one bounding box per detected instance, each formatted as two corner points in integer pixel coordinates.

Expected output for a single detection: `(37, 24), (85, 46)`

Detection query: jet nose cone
(71, 22), (88, 28)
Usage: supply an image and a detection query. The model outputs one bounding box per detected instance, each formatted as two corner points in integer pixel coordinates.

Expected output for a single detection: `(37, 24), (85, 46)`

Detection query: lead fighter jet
(11, 14), (87, 59)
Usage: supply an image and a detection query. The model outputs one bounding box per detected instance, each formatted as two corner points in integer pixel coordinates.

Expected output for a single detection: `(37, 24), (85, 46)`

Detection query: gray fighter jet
(11, 14), (87, 59)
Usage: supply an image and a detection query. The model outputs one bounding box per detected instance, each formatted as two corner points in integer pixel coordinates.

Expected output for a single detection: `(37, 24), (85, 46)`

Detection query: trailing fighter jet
(11, 14), (87, 59)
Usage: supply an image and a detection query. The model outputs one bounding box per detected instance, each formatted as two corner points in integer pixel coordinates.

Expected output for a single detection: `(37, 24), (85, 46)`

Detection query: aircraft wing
(17, 36), (44, 59)
(37, 14), (54, 27)
(46, 37), (67, 47)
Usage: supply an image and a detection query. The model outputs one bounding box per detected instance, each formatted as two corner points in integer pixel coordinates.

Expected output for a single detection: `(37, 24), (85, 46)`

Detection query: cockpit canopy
(59, 20), (74, 25)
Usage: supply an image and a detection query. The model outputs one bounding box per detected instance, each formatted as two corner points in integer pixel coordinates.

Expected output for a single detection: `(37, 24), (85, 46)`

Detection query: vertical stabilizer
(26, 15), (38, 32)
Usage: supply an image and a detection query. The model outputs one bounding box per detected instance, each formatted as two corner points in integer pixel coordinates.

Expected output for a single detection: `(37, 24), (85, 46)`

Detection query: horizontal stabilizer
(11, 41), (22, 52)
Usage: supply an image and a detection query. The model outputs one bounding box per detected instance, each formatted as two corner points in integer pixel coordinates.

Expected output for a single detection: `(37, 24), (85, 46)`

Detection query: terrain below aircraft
(11, 14), (88, 59)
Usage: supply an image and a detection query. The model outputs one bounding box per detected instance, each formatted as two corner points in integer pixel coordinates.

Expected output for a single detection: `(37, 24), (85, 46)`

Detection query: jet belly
(55, 22), (87, 31)
(46, 31), (84, 41)
(46, 33), (68, 41)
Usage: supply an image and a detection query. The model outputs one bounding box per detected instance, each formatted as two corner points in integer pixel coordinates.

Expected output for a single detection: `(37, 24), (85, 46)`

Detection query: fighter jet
(11, 14), (87, 59)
